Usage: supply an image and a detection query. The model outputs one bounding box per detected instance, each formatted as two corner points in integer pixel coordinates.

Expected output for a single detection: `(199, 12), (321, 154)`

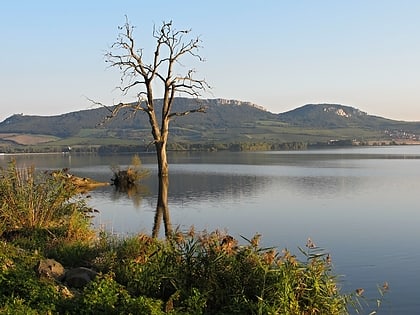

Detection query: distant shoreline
(1, 141), (420, 157)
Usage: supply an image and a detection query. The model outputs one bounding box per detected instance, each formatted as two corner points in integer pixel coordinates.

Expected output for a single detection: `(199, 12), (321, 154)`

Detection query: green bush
(74, 272), (164, 315)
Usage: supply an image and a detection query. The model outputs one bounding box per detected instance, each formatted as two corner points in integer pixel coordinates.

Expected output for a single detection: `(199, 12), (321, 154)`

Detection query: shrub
(74, 272), (164, 315)
(111, 154), (150, 190)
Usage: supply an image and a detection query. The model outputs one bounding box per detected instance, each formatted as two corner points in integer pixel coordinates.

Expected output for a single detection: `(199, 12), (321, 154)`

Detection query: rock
(65, 267), (97, 288)
(36, 259), (65, 280)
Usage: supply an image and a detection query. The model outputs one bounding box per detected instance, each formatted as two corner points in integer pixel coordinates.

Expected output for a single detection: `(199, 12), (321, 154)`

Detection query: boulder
(36, 259), (65, 280)
(65, 267), (97, 288)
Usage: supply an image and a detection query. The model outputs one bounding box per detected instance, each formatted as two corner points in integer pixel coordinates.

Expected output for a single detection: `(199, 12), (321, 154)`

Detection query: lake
(2, 146), (420, 314)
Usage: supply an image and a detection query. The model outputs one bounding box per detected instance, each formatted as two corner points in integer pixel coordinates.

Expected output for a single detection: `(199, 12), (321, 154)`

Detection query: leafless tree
(97, 18), (210, 238)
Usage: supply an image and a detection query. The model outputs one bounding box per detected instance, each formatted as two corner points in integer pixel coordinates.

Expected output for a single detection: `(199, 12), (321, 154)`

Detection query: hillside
(0, 98), (274, 137)
(278, 104), (406, 129)
(277, 104), (420, 138)
(1, 98), (420, 150)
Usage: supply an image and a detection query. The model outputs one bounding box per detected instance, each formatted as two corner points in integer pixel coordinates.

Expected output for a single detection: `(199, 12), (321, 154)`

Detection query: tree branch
(168, 106), (207, 118)
(87, 97), (147, 126)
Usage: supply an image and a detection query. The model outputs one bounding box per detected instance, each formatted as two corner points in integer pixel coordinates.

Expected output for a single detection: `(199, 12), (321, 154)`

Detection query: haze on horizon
(1, 1), (420, 122)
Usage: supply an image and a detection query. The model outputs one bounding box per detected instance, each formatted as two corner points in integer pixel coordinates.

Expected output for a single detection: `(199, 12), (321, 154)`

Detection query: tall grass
(0, 160), (94, 243)
(91, 229), (347, 314)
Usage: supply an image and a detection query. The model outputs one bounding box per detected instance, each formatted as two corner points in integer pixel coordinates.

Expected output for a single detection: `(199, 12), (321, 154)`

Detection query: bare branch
(170, 69), (211, 99)
(119, 80), (145, 95)
(86, 97), (147, 127)
(168, 106), (207, 119)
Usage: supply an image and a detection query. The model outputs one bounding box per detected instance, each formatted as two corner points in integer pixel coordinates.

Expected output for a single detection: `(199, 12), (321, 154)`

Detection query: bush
(111, 154), (150, 190)
(74, 272), (164, 315)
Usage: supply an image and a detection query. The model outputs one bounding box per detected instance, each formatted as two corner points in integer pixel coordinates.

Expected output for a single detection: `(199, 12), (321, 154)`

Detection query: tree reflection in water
(152, 174), (172, 238)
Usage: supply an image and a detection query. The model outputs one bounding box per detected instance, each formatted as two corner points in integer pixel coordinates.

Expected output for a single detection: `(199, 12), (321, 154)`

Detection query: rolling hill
(0, 98), (419, 150)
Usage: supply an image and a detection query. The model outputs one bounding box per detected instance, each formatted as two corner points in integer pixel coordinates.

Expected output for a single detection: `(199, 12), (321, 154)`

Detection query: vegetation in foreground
(0, 161), (387, 314)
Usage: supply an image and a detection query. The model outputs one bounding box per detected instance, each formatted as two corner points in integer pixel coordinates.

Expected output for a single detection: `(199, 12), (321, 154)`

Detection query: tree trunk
(152, 142), (172, 238)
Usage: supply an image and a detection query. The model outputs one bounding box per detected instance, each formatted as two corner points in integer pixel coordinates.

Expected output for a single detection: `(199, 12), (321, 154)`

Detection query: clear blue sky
(1, 1), (420, 121)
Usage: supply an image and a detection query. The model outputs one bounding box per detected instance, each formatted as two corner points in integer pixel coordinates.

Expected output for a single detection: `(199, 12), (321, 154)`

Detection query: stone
(36, 259), (65, 280)
(65, 267), (97, 288)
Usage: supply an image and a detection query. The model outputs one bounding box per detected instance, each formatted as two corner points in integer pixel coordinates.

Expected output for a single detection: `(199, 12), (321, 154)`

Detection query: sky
(1, 1), (420, 121)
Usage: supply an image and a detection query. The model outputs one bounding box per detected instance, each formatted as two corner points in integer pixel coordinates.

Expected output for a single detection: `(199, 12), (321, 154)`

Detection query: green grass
(75, 128), (109, 137)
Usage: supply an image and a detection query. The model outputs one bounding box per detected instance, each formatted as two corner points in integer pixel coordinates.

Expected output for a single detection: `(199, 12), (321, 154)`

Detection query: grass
(0, 160), (388, 314)
(0, 160), (86, 231)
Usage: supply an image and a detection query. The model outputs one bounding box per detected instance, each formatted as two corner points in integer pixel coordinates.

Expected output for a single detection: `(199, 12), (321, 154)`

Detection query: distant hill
(0, 98), (274, 137)
(1, 98), (420, 149)
(277, 103), (413, 129)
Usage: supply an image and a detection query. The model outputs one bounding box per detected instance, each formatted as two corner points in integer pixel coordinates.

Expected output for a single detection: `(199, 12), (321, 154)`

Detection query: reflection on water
(108, 183), (149, 208)
(2, 146), (420, 313)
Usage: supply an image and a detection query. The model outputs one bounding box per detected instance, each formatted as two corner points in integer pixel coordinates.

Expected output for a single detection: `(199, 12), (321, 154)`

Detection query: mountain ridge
(1, 98), (420, 148)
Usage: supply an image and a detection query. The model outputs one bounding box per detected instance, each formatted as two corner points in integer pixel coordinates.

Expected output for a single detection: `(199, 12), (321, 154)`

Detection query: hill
(0, 98), (420, 151)
(0, 98), (274, 137)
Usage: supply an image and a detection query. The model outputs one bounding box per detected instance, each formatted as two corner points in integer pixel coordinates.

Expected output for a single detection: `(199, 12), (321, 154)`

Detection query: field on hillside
(0, 133), (59, 145)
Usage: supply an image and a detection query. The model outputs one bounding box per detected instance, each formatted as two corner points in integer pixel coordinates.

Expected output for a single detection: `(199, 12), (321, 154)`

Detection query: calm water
(2, 146), (420, 314)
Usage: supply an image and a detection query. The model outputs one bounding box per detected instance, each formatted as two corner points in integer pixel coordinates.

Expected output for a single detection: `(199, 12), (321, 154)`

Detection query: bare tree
(97, 18), (209, 238)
